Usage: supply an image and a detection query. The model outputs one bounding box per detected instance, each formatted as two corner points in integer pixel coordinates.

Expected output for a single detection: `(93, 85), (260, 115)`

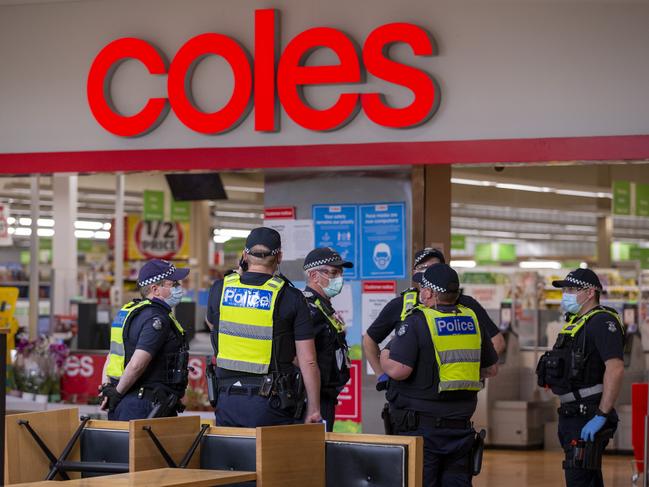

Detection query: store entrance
(1, 160), (647, 439)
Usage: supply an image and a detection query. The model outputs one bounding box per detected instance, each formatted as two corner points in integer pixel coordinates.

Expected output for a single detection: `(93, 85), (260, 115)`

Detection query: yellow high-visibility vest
(106, 300), (184, 379)
(217, 273), (285, 374)
(420, 304), (483, 393)
(558, 307), (623, 338)
(401, 290), (419, 321)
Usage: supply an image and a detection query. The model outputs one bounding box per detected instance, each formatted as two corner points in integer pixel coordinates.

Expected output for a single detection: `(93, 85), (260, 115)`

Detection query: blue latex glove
(580, 415), (607, 441)
(376, 373), (389, 391)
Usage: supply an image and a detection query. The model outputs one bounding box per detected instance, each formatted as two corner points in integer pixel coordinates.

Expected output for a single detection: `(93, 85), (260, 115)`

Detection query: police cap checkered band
(137, 259), (189, 287)
(413, 247), (446, 267)
(419, 275), (448, 292)
(303, 247), (353, 271)
(552, 268), (602, 290)
(413, 263), (460, 292)
(245, 227), (281, 255)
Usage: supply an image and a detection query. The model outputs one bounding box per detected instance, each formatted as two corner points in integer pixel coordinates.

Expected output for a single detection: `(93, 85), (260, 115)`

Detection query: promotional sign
(613, 180), (632, 216)
(61, 353), (106, 404)
(0, 203), (11, 246)
(334, 359), (362, 432)
(475, 242), (516, 264)
(636, 183), (649, 217)
(126, 215), (190, 260)
(61, 353), (211, 410)
(264, 207), (296, 220)
(88, 9), (439, 137)
(170, 199), (191, 222)
(143, 190), (165, 221)
(313, 205), (358, 278)
(359, 203), (406, 279)
(361, 281), (397, 374)
(451, 234), (466, 251)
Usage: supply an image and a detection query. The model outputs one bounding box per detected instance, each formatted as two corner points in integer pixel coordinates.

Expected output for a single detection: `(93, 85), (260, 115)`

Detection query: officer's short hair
(247, 245), (279, 266)
(139, 280), (163, 299)
(434, 290), (460, 305)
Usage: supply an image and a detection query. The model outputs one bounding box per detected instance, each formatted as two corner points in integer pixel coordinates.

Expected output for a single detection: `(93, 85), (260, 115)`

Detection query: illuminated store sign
(88, 9), (439, 136)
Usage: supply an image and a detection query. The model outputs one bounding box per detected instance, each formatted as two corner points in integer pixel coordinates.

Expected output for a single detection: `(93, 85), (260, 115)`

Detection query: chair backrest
(80, 421), (130, 478)
(325, 433), (422, 487)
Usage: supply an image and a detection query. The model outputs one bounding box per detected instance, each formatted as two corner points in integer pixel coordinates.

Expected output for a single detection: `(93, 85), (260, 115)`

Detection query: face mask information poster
(359, 203), (406, 279)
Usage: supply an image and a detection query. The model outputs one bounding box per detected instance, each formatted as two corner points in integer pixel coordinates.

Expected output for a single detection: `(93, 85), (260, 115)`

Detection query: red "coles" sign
(87, 9), (439, 137)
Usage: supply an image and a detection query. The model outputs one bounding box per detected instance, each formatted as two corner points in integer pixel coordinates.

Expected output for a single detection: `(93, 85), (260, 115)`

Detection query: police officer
(303, 247), (352, 432)
(206, 227), (322, 426)
(536, 268), (624, 487)
(100, 259), (190, 420)
(381, 263), (498, 487)
(363, 248), (504, 387)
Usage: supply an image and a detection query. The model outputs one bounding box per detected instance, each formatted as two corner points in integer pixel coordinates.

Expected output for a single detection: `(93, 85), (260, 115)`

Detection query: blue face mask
(323, 276), (344, 298)
(561, 291), (583, 315)
(165, 286), (184, 308)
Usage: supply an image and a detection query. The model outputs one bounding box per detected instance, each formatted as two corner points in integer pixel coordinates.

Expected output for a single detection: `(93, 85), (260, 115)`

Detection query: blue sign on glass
(360, 203), (406, 279)
(312, 205), (358, 279)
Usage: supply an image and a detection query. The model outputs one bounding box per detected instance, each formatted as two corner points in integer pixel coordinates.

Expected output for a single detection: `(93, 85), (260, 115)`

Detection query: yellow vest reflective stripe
(314, 298), (345, 333)
(420, 304), (483, 393)
(401, 290), (419, 321)
(559, 307), (624, 338)
(217, 273), (285, 374)
(106, 300), (185, 380)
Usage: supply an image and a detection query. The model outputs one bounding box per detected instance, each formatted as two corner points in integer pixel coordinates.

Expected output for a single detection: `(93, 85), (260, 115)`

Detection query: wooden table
(9, 468), (256, 487)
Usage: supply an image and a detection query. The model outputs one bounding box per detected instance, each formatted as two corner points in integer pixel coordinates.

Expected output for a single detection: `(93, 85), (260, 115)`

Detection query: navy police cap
(137, 259), (189, 287)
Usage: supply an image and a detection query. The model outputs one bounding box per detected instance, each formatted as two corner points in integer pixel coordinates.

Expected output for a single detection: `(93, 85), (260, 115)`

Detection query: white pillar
(52, 174), (78, 315)
(28, 175), (40, 338)
(112, 174), (125, 307)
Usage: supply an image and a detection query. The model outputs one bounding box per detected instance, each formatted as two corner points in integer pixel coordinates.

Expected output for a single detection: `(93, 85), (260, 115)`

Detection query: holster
(471, 429), (487, 476)
(381, 403), (393, 435)
(563, 427), (615, 470)
(205, 362), (218, 407)
(166, 348), (190, 388)
(147, 389), (184, 419)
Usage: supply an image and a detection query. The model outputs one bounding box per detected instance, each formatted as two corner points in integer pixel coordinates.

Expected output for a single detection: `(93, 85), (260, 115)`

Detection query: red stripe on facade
(0, 134), (648, 174)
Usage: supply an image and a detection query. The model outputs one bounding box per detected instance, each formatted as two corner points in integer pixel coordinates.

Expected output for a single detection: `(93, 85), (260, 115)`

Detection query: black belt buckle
(259, 375), (273, 397)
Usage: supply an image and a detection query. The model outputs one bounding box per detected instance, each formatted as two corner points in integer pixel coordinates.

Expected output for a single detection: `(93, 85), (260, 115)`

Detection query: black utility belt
(557, 401), (599, 418)
(132, 386), (180, 403)
(392, 408), (472, 431)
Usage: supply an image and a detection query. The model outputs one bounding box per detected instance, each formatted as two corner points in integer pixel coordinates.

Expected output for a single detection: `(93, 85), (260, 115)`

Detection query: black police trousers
(214, 385), (300, 427)
(558, 409), (618, 487)
(393, 420), (474, 487)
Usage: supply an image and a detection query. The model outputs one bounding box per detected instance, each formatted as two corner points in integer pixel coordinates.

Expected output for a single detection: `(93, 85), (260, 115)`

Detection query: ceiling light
(224, 185), (265, 193)
(213, 235), (232, 244)
(94, 231), (110, 239)
(75, 221), (104, 230)
(19, 217), (32, 226)
(7, 217), (15, 225)
(14, 228), (31, 236)
(37, 228), (54, 237)
(450, 260), (477, 268)
(554, 189), (612, 198)
(564, 224), (594, 232)
(450, 178), (491, 187)
(495, 183), (551, 193)
(214, 228), (250, 238)
(74, 230), (95, 239)
(519, 261), (562, 269)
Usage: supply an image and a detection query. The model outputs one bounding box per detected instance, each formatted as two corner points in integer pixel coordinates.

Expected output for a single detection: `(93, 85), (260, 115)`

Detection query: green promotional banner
(475, 243), (516, 264)
(171, 199), (191, 222)
(636, 183), (649, 217)
(143, 190), (165, 221)
(630, 248), (649, 269)
(612, 180), (631, 215)
(451, 234), (466, 250)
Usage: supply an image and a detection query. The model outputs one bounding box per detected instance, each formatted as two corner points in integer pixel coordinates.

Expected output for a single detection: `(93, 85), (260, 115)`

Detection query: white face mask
(323, 276), (344, 298)
(164, 286), (184, 308)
